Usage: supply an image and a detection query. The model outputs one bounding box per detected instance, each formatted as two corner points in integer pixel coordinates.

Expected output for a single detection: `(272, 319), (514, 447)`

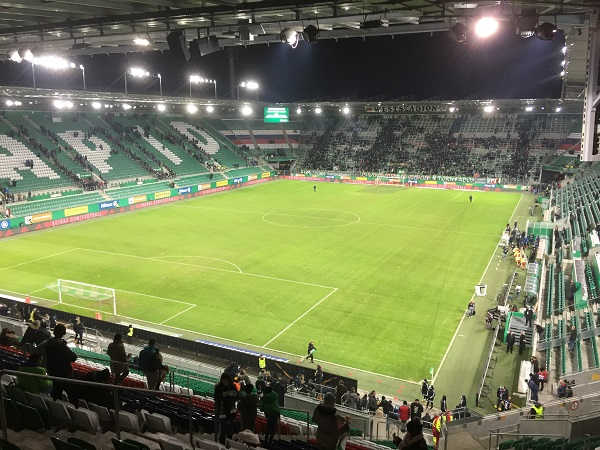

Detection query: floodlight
(474, 18), (499, 38)
(14, 101), (21, 106)
(206, 105), (214, 113)
(129, 67), (150, 77)
(8, 50), (21, 63)
(296, 108), (302, 114)
(91, 102), (101, 109)
(5, 100), (13, 106)
(302, 25), (320, 43)
(134, 38), (150, 46)
(560, 71), (565, 77)
(448, 23), (468, 43)
(536, 22), (556, 40)
(19, 49), (33, 62)
(561, 60), (566, 66)
(241, 80), (258, 90)
(187, 104), (198, 114)
(525, 106), (534, 112)
(449, 107), (456, 113)
(65, 101), (73, 108)
(483, 105), (494, 113)
(241, 105), (252, 116)
(34, 56), (71, 69)
(280, 27), (299, 48)
(315, 107), (322, 114)
(123, 103), (132, 110)
(342, 106), (350, 115)
(157, 104), (166, 112)
(190, 75), (202, 83)
(561, 46), (567, 54)
(555, 106), (562, 112)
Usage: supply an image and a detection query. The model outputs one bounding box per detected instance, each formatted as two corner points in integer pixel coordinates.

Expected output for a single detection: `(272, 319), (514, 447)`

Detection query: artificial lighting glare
(562, 46), (567, 54)
(556, 107), (562, 112)
(241, 80), (259, 90)
(134, 38), (150, 46)
(449, 107), (456, 113)
(315, 107), (322, 114)
(157, 104), (166, 112)
(33, 56), (72, 69)
(241, 106), (252, 116)
(342, 106), (350, 115)
(483, 105), (494, 113)
(5, 100), (13, 106)
(187, 104), (198, 114)
(123, 103), (132, 110)
(8, 51), (21, 63)
(206, 105), (214, 113)
(20, 50), (33, 62)
(190, 75), (201, 83)
(525, 106), (534, 112)
(296, 108), (302, 114)
(474, 17), (499, 38)
(129, 67), (150, 77)
(91, 102), (102, 109)
(560, 71), (565, 77)
(54, 100), (73, 109)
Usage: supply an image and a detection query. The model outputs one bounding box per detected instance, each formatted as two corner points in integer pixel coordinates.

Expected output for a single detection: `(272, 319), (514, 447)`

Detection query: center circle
(262, 209), (361, 228)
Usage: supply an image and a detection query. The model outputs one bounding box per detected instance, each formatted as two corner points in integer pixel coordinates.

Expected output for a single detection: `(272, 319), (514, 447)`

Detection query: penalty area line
(159, 304), (197, 325)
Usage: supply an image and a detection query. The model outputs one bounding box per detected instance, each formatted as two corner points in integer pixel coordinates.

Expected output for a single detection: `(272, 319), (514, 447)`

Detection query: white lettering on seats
(170, 122), (220, 155)
(0, 135), (61, 180)
(135, 126), (182, 164)
(58, 131), (113, 174)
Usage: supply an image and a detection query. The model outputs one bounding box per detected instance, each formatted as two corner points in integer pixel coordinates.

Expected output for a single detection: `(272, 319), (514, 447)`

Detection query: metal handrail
(0, 369), (197, 448)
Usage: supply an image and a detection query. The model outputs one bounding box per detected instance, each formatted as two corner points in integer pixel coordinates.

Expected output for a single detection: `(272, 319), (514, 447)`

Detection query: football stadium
(0, 1), (599, 450)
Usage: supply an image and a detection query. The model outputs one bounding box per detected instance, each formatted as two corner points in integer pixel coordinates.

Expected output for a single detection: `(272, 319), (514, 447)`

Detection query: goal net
(56, 279), (116, 316)
(375, 175), (404, 186)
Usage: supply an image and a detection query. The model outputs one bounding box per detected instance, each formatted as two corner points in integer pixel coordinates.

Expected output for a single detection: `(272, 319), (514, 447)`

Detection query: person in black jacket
(214, 371), (239, 444)
(304, 341), (317, 363)
(73, 316), (84, 345)
(519, 332), (527, 356)
(425, 385), (436, 410)
(440, 395), (447, 413)
(524, 307), (534, 328)
(420, 379), (429, 401)
(45, 324), (78, 401)
(506, 331), (516, 353)
(33, 322), (51, 346)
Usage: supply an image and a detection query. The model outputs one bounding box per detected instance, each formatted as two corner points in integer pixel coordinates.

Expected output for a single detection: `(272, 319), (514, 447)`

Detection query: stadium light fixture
(302, 25), (320, 44)
(186, 104), (198, 114)
(296, 108), (302, 114)
(238, 80), (259, 101)
(19, 49), (33, 62)
(129, 67), (150, 77)
(342, 106), (350, 115)
(561, 60), (566, 66)
(536, 22), (557, 40)
(133, 38), (150, 46)
(560, 71), (565, 77)
(157, 104), (166, 112)
(5, 100), (13, 106)
(54, 100), (73, 109)
(91, 102), (102, 109)
(206, 105), (214, 113)
(189, 75), (217, 99)
(315, 107), (322, 114)
(483, 105), (494, 113)
(122, 103), (132, 110)
(241, 105), (253, 116)
(448, 23), (468, 43)
(555, 106), (562, 112)
(448, 106), (456, 113)
(8, 50), (21, 62)
(474, 18), (499, 38)
(280, 27), (299, 48)
(125, 68), (162, 97)
(562, 46), (567, 54)
(525, 106), (534, 112)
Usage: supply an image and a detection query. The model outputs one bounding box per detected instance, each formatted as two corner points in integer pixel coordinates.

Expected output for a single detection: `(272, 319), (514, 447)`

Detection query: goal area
(375, 175), (405, 186)
(56, 279), (116, 316)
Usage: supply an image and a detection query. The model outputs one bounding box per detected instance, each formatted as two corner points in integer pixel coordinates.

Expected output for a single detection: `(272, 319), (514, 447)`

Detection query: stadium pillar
(580, 10), (600, 161)
(227, 47), (238, 100)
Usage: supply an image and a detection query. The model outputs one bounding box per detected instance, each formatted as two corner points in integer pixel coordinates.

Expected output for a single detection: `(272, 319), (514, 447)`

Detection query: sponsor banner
(26, 212), (52, 224)
(356, 177), (367, 181)
(216, 180), (228, 187)
(365, 104), (447, 113)
(99, 200), (120, 210)
(483, 184), (496, 188)
(505, 184), (518, 190)
(233, 177), (243, 183)
(261, 172), (271, 178)
(178, 187), (191, 195)
(154, 190), (171, 200)
(52, 212), (103, 227)
(198, 184), (212, 191)
(0, 220), (9, 230)
(407, 180), (418, 184)
(444, 181), (456, 186)
(248, 174), (257, 181)
(129, 195), (147, 205)
(64, 205), (89, 217)
(325, 175), (336, 179)
(424, 180), (438, 185)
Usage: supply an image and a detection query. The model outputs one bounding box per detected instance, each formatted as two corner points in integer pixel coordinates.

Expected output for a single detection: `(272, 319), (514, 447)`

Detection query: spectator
(398, 417), (428, 450)
(107, 333), (129, 385)
(343, 386), (360, 410)
(138, 338), (161, 390)
(261, 385), (280, 447)
(527, 377), (539, 402)
(255, 372), (266, 395)
(519, 332), (527, 356)
(568, 326), (577, 352)
(77, 368), (113, 408)
(367, 390), (379, 412)
(538, 367), (548, 392)
(380, 396), (393, 415)
(359, 393), (368, 410)
(17, 353), (51, 394)
(557, 380), (567, 398)
(238, 383), (259, 432)
(33, 322), (51, 346)
(496, 386), (508, 411)
(399, 400), (410, 432)
(335, 380), (347, 405)
(20, 320), (40, 347)
(312, 392), (350, 450)
(44, 324), (77, 401)
(528, 402), (544, 419)
(421, 379), (429, 401)
(0, 328), (19, 346)
(410, 398), (424, 420)
(214, 371), (239, 444)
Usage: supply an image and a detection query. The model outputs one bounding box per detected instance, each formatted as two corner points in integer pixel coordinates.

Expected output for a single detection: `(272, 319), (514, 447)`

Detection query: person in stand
(126, 324), (134, 344)
(529, 402), (544, 419)
(425, 384), (436, 410)
(530, 356), (539, 374)
(538, 367), (548, 392)
(45, 324), (78, 401)
(107, 333), (129, 385)
(343, 386), (359, 410)
(258, 354), (267, 372)
(21, 320), (40, 347)
(527, 376), (539, 402)
(138, 338), (161, 390)
(398, 418), (428, 450)
(304, 341), (317, 363)
(440, 395), (447, 413)
(421, 379), (429, 401)
(73, 316), (84, 345)
(312, 392), (350, 450)
(496, 386), (508, 411)
(568, 326), (577, 352)
(515, 285), (522, 298)
(17, 353), (51, 395)
(315, 365), (324, 386)
(506, 331), (516, 354)
(261, 385), (280, 447)
(399, 400), (410, 432)
(238, 383), (259, 432)
(367, 390), (379, 412)
(519, 331), (527, 356)
(214, 371), (239, 444)
(34, 322), (51, 346)
(335, 380), (347, 406)
(410, 398), (424, 421)
(524, 307), (533, 327)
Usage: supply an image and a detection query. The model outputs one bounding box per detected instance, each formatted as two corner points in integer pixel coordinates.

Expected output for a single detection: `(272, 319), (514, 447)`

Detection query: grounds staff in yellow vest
(258, 355), (266, 371)
(127, 324), (134, 344)
(529, 402), (544, 419)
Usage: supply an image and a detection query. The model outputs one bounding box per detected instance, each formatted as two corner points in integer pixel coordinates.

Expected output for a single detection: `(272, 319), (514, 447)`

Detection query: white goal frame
(375, 175), (405, 186)
(57, 279), (117, 315)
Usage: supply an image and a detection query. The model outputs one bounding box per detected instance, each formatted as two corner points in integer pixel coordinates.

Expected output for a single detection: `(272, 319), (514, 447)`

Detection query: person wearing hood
(214, 371), (239, 444)
(261, 385), (280, 446)
(312, 392), (350, 450)
(398, 418), (428, 450)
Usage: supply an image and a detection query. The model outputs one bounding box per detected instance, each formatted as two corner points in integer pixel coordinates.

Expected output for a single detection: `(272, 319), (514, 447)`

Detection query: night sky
(0, 29), (565, 103)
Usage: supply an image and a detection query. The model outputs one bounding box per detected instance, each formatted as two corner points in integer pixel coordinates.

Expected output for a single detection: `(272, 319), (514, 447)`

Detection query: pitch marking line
(432, 193), (524, 384)
(152, 256), (243, 273)
(0, 248), (79, 273)
(453, 191), (465, 200)
(159, 304), (197, 325)
(75, 247), (337, 290)
(263, 288), (338, 348)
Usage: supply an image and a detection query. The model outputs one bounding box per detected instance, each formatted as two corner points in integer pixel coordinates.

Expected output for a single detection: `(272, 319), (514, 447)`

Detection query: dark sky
(0, 29), (565, 102)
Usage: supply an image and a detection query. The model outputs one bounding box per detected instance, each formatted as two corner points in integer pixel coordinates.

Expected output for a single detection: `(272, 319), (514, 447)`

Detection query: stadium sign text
(99, 200), (120, 210)
(178, 187), (191, 195)
(365, 105), (447, 113)
(233, 177), (243, 183)
(0, 220), (9, 229)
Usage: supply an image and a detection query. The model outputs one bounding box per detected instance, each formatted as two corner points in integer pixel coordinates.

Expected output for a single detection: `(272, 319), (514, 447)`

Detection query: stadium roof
(0, 0), (596, 57)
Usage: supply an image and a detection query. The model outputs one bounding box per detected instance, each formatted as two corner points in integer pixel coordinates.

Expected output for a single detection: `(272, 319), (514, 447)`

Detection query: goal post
(57, 279), (117, 315)
(375, 175), (405, 186)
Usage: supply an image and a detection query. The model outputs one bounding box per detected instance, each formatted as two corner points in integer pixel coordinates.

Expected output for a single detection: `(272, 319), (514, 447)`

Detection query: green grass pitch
(0, 180), (521, 381)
